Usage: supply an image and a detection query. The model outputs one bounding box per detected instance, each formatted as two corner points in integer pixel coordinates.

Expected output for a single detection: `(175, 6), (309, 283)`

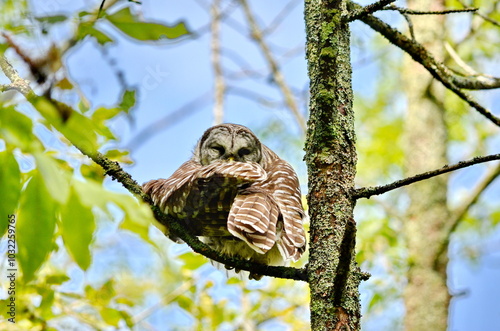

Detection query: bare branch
(348, 2), (500, 127)
(240, 0), (307, 133)
(353, 155), (500, 199)
(459, 0), (500, 28)
(434, 162), (500, 266)
(133, 280), (195, 325)
(382, 5), (478, 15)
(228, 86), (282, 108)
(0, 56), (34, 96)
(126, 92), (210, 151)
(444, 42), (477, 76)
(211, 0), (225, 124)
(262, 0), (301, 36)
(351, 1), (500, 91)
(476, 11), (500, 27)
(345, 0), (396, 22)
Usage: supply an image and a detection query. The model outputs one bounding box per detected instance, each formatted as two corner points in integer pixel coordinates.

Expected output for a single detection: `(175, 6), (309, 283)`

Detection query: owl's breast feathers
(143, 158), (306, 262)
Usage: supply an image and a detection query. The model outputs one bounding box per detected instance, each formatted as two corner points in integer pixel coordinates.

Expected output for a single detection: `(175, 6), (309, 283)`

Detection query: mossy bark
(304, 1), (362, 329)
(402, 0), (451, 329)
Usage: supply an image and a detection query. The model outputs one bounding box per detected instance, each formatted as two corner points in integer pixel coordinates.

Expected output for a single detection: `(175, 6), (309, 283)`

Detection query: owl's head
(195, 124), (263, 166)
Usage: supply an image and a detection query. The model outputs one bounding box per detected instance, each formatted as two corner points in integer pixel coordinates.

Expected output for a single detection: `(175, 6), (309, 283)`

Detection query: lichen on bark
(304, 0), (363, 329)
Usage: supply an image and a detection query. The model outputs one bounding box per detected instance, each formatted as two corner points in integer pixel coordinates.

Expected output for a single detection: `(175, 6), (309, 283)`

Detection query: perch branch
(353, 154), (500, 199)
(0, 54), (307, 282)
(79, 146), (308, 281)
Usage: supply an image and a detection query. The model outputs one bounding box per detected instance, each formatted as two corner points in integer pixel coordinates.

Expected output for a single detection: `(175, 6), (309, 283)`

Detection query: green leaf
(177, 294), (193, 311)
(92, 107), (121, 123)
(17, 172), (57, 282)
(34, 152), (70, 204)
(179, 252), (207, 270)
(492, 210), (500, 226)
(35, 15), (68, 24)
(78, 22), (114, 45)
(118, 89), (136, 113)
(72, 179), (112, 210)
(55, 77), (74, 90)
(63, 112), (101, 150)
(0, 106), (37, 151)
(115, 195), (154, 244)
(100, 307), (122, 326)
(86, 280), (115, 305)
(60, 187), (95, 270)
(45, 274), (71, 285)
(106, 7), (190, 41)
(0, 151), (22, 236)
(72, 179), (155, 244)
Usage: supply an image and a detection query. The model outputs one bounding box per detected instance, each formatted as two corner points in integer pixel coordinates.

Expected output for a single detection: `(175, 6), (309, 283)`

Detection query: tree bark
(304, 1), (362, 329)
(402, 0), (451, 330)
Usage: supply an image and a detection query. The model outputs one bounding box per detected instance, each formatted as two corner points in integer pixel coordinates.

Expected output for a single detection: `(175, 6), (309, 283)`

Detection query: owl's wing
(197, 161), (267, 182)
(227, 188), (279, 254)
(142, 160), (201, 213)
(266, 160), (306, 262)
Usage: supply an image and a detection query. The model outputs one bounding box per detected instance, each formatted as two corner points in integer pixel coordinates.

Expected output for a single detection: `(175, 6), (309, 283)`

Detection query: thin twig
(346, 0), (396, 22)
(262, 0), (301, 36)
(401, 12), (415, 40)
(133, 279), (195, 324)
(353, 155), (500, 199)
(475, 10), (500, 27)
(211, 0), (225, 125)
(240, 0), (306, 133)
(433, 162), (500, 266)
(444, 42), (477, 76)
(382, 5), (478, 15)
(126, 92), (210, 151)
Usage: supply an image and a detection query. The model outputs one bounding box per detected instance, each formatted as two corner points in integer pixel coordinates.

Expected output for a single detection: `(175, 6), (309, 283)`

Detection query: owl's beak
(227, 156), (235, 162)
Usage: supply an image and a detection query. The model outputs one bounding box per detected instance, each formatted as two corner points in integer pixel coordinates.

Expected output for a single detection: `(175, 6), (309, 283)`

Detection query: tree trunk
(402, 0), (451, 330)
(304, 1), (362, 329)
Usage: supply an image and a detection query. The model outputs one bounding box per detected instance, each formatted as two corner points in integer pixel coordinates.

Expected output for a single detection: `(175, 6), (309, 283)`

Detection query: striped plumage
(143, 124), (306, 277)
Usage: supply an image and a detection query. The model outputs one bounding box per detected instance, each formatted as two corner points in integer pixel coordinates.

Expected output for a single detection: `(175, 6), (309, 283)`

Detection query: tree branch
(347, 1), (500, 126)
(240, 0), (307, 134)
(348, 1), (500, 91)
(210, 0), (225, 124)
(0, 56), (34, 96)
(0, 53), (307, 282)
(382, 5), (478, 16)
(353, 154), (500, 199)
(433, 162), (500, 266)
(345, 0), (396, 22)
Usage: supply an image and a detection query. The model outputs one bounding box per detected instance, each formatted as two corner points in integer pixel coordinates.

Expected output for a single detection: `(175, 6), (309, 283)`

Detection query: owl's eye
(211, 145), (225, 155)
(238, 148), (251, 157)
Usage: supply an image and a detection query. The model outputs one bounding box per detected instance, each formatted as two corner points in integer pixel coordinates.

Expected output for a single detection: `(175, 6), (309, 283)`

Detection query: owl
(143, 124), (306, 278)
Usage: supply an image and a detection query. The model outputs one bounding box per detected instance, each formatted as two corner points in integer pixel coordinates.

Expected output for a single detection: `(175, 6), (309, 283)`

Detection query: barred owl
(143, 124), (306, 278)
